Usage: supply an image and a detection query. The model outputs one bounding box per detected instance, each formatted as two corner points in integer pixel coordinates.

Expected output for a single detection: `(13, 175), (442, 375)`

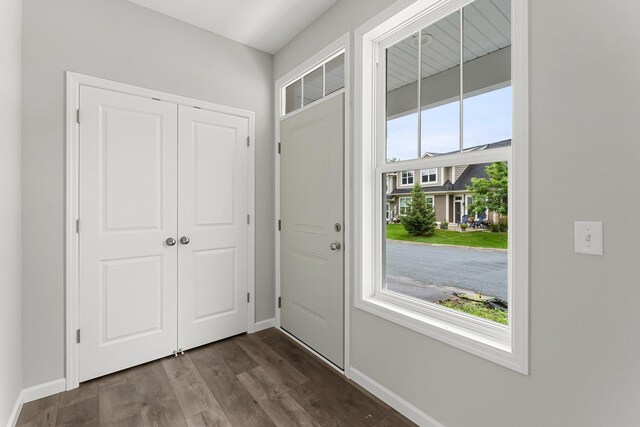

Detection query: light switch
(574, 221), (603, 256)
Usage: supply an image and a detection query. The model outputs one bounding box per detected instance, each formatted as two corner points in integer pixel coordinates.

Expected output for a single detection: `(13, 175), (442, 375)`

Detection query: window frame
(354, 0), (529, 373)
(399, 196), (411, 215)
(400, 170), (414, 186)
(421, 168), (438, 184)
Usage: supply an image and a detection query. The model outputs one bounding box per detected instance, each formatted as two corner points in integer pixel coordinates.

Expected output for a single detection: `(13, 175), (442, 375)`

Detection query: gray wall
(275, 0), (640, 425)
(0, 0), (22, 423)
(22, 0), (275, 388)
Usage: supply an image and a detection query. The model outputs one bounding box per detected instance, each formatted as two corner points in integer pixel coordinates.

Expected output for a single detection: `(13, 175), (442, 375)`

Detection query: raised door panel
(79, 86), (178, 382)
(193, 248), (237, 320)
(102, 107), (163, 231)
(101, 256), (163, 342)
(194, 122), (237, 226)
(178, 106), (249, 351)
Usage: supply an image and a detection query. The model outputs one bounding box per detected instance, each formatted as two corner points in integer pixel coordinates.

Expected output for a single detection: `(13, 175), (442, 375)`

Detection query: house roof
(424, 138), (511, 157)
(389, 139), (509, 196)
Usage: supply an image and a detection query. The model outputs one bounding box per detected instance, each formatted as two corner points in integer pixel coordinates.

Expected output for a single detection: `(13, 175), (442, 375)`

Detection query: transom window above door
(284, 52), (345, 115)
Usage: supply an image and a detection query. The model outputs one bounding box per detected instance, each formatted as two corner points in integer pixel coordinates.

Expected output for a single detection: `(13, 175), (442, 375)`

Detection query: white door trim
(65, 71), (256, 390)
(274, 33), (351, 378)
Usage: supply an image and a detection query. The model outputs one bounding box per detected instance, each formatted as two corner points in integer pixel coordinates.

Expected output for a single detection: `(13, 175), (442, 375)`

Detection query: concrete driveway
(385, 240), (507, 302)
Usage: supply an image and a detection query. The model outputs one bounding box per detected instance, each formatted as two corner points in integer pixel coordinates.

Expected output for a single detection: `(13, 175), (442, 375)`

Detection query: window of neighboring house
(386, 203), (390, 220)
(421, 168), (437, 183)
(284, 52), (345, 114)
(356, 0), (528, 373)
(401, 171), (414, 185)
(399, 197), (411, 215)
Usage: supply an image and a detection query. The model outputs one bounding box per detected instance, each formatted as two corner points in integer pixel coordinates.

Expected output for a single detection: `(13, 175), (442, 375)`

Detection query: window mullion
(459, 7), (464, 153)
(417, 30), (423, 159)
(322, 63), (326, 96)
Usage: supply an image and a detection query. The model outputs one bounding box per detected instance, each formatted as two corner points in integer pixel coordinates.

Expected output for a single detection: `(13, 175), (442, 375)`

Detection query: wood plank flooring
(16, 328), (416, 427)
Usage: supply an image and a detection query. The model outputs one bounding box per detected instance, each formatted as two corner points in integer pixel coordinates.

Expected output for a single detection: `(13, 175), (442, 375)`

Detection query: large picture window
(356, 0), (528, 373)
(384, 0), (511, 324)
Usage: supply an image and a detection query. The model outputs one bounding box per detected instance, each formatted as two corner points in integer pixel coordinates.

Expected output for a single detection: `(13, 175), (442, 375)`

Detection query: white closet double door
(78, 86), (250, 382)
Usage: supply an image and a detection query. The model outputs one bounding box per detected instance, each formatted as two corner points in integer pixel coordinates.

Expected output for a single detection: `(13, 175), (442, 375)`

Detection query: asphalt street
(386, 240), (508, 302)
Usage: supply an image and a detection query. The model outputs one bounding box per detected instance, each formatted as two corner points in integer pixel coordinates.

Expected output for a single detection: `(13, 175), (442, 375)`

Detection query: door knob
(165, 237), (177, 247)
(180, 236), (190, 245)
(330, 242), (341, 251)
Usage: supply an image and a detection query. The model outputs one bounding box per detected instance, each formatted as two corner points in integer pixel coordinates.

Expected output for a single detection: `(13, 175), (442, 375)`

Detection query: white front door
(280, 94), (344, 369)
(177, 106), (250, 351)
(79, 86), (178, 381)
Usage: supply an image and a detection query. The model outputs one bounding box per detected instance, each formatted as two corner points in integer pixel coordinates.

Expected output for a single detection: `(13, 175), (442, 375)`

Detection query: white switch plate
(574, 221), (603, 256)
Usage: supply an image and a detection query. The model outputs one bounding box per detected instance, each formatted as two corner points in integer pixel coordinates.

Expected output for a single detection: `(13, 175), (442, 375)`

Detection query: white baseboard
(6, 393), (23, 427)
(253, 317), (276, 332)
(5, 378), (65, 427)
(350, 368), (444, 427)
(21, 378), (66, 404)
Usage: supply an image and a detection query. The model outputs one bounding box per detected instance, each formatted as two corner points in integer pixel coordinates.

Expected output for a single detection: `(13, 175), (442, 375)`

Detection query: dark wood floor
(17, 328), (416, 426)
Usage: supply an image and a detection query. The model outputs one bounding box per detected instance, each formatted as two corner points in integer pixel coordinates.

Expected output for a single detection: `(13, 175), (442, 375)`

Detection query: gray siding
(434, 195), (446, 221)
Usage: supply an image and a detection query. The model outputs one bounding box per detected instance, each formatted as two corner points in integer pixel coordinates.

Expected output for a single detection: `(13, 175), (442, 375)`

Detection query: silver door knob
(165, 237), (177, 247)
(180, 236), (190, 245)
(330, 242), (341, 251)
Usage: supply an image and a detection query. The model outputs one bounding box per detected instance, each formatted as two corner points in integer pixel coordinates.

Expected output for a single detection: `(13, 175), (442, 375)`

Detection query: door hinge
(278, 142), (281, 154)
(247, 292), (250, 303)
(278, 219), (281, 231)
(76, 109), (80, 124)
(247, 214), (251, 225)
(278, 296), (282, 308)
(76, 219), (80, 233)
(76, 329), (81, 344)
(247, 136), (250, 147)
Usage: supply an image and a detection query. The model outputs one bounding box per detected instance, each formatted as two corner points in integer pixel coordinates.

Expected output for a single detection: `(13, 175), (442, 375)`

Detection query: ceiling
(127, 0), (338, 54)
(387, 0), (510, 92)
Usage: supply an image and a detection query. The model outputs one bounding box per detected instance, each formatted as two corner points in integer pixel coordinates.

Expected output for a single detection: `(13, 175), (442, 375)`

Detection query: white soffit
(127, 0), (338, 54)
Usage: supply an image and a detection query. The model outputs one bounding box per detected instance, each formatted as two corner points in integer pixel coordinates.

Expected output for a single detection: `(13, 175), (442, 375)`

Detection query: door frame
(65, 72), (256, 390)
(274, 33), (351, 377)
(454, 195), (463, 223)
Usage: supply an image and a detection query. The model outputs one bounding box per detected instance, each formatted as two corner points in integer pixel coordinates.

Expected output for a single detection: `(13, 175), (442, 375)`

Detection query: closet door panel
(78, 86), (178, 382)
(177, 106), (249, 350)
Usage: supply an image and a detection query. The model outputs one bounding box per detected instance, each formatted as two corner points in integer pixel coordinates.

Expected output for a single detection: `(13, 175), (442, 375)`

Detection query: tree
(467, 162), (508, 225)
(400, 182), (436, 236)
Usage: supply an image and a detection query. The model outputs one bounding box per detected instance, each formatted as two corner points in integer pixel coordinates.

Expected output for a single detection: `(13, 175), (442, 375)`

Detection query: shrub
(440, 221), (449, 230)
(400, 183), (436, 236)
(489, 218), (508, 232)
(460, 223), (469, 231)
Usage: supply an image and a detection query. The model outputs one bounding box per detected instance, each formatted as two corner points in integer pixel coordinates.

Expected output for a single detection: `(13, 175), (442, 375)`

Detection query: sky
(386, 86), (512, 161)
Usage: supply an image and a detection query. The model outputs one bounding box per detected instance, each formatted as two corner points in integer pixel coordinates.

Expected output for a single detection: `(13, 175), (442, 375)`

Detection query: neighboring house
(386, 139), (510, 224)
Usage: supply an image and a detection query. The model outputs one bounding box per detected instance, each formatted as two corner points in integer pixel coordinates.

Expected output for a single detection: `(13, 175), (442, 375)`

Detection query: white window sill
(355, 291), (527, 374)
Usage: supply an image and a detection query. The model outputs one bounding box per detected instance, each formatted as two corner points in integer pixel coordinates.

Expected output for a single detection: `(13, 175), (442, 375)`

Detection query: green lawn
(386, 224), (507, 249)
(439, 299), (508, 325)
